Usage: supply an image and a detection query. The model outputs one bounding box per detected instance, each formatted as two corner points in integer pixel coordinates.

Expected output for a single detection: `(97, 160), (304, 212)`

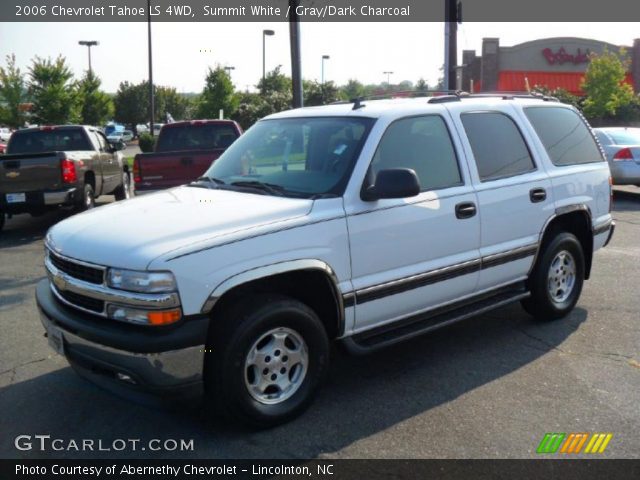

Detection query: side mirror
(109, 141), (126, 152)
(362, 168), (421, 201)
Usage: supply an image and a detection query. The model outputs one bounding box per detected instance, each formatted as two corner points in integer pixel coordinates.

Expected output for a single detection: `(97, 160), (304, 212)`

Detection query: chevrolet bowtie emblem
(53, 275), (67, 291)
(5, 171), (19, 178)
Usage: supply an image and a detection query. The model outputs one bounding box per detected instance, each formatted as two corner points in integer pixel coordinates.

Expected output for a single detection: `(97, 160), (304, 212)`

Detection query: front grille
(49, 251), (104, 285)
(57, 288), (105, 313)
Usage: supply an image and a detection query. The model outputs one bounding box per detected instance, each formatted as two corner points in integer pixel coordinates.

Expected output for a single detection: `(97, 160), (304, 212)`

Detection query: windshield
(156, 123), (239, 152)
(606, 129), (640, 145)
(8, 129), (91, 154)
(202, 117), (374, 197)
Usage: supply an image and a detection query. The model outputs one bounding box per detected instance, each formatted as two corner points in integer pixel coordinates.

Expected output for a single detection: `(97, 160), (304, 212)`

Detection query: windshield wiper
(229, 180), (288, 196)
(190, 176), (226, 188)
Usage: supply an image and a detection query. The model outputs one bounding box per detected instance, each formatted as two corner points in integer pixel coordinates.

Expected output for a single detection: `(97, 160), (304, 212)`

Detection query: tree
(531, 85), (581, 108)
(114, 81), (147, 128)
(0, 54), (28, 128)
(196, 66), (238, 119)
(156, 86), (191, 121)
(581, 49), (636, 120)
(28, 56), (78, 125)
(257, 65), (291, 95)
(341, 79), (364, 99)
(77, 71), (113, 126)
(303, 80), (342, 106)
(416, 78), (429, 92)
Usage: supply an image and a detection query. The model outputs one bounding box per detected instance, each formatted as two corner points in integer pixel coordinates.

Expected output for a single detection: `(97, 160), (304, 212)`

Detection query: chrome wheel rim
(123, 173), (131, 199)
(547, 250), (576, 304)
(85, 189), (94, 209)
(244, 327), (308, 405)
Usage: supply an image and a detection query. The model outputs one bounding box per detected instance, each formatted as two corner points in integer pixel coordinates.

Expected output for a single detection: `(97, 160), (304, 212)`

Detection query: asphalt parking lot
(0, 188), (638, 459)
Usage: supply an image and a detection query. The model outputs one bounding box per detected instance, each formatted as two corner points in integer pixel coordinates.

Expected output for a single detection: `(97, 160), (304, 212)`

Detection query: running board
(342, 284), (530, 354)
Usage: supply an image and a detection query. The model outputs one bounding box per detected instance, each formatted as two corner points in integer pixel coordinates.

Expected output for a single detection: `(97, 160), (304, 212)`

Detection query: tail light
(133, 157), (141, 183)
(613, 148), (633, 161)
(60, 159), (77, 183)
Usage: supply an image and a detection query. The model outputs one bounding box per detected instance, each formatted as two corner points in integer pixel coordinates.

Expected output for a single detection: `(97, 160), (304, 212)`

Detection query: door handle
(530, 187), (547, 203)
(455, 202), (477, 219)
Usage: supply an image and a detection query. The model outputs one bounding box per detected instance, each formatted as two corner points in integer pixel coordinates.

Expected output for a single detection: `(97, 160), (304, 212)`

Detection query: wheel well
(541, 211), (593, 279)
(84, 171), (95, 190)
(208, 270), (342, 339)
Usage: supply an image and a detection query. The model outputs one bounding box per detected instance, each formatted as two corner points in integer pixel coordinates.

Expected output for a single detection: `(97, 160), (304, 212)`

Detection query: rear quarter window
(524, 107), (604, 166)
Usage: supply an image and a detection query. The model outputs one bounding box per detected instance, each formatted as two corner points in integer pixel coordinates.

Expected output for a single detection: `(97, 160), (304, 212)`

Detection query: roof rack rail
(463, 91), (560, 102)
(329, 89), (469, 110)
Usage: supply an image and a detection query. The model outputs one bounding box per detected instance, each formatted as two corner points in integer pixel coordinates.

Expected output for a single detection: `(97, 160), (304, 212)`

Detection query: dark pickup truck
(0, 125), (131, 232)
(133, 120), (242, 194)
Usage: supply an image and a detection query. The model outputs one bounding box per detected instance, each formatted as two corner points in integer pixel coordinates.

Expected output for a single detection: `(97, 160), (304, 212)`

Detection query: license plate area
(6, 193), (26, 203)
(46, 323), (65, 356)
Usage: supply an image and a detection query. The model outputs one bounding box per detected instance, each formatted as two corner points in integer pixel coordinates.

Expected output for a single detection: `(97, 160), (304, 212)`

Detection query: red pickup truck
(133, 120), (242, 194)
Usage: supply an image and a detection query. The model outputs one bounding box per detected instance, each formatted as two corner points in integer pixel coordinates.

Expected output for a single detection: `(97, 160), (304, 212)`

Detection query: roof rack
(331, 89), (559, 111)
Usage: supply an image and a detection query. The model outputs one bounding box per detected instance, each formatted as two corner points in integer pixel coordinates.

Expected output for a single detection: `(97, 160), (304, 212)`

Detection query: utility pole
(289, 0), (303, 108)
(147, 0), (155, 136)
(444, 0), (461, 91)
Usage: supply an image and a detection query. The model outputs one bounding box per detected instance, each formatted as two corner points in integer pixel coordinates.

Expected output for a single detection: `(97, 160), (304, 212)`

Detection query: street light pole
(224, 66), (235, 80)
(321, 55), (330, 85)
(262, 29), (275, 84)
(147, 0), (155, 137)
(78, 40), (99, 75)
(383, 71), (394, 87)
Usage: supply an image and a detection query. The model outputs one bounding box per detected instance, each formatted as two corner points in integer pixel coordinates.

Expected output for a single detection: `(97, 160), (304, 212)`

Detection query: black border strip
(349, 245), (537, 306)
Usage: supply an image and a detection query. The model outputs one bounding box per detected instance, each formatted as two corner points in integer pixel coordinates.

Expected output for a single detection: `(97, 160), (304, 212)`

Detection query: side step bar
(342, 283), (530, 354)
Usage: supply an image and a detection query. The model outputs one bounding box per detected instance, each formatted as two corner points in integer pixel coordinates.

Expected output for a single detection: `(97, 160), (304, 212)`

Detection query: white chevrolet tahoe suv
(36, 94), (615, 427)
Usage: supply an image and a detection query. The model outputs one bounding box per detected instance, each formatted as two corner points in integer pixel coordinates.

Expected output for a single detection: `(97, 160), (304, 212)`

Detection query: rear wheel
(522, 232), (585, 321)
(114, 171), (131, 201)
(204, 294), (329, 428)
(77, 183), (95, 212)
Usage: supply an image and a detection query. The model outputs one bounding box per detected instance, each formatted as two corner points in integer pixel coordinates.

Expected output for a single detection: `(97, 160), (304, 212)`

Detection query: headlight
(107, 268), (177, 293)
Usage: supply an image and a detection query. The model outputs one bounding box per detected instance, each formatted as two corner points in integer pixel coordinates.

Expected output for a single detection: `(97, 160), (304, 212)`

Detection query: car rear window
(7, 129), (92, 154)
(155, 124), (238, 152)
(524, 107), (604, 166)
(605, 130), (640, 145)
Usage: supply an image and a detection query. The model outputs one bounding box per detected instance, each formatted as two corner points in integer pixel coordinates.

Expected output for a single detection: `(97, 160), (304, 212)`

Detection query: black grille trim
(49, 252), (104, 285)
(57, 288), (105, 313)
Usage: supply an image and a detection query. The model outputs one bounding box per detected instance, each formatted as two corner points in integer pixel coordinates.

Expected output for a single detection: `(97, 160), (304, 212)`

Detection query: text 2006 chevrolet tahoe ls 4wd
(36, 95), (614, 427)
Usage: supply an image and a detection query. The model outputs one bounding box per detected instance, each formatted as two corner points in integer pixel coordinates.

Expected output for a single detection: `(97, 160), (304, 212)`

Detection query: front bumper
(36, 279), (207, 398)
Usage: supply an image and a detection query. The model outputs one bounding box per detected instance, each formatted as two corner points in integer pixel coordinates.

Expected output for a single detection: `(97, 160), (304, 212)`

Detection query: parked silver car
(594, 127), (640, 186)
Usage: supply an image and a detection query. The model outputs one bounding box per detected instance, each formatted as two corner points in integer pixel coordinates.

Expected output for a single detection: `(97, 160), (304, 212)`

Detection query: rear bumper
(35, 279), (207, 398)
(0, 187), (78, 213)
(610, 162), (640, 185)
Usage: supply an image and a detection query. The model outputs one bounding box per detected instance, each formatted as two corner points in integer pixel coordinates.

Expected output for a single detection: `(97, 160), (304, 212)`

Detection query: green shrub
(138, 132), (155, 152)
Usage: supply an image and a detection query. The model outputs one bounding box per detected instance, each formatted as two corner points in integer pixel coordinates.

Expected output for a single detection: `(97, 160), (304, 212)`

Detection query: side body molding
(200, 259), (346, 332)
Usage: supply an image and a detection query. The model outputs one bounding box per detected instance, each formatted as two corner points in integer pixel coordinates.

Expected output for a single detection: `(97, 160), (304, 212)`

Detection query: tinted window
(7, 129), (91, 154)
(156, 124), (239, 152)
(524, 107), (603, 165)
(369, 115), (462, 191)
(205, 117), (373, 197)
(462, 112), (535, 181)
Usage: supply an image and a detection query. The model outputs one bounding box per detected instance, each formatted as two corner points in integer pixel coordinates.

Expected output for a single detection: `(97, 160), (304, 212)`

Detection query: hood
(47, 186), (313, 270)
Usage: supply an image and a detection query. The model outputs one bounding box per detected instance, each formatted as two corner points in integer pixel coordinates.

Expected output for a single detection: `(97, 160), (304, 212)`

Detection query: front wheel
(204, 295), (329, 428)
(522, 232), (585, 321)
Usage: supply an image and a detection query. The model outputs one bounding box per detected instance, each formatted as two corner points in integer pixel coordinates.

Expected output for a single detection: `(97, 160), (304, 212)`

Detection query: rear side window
(461, 112), (535, 181)
(7, 129), (91, 154)
(524, 107), (603, 165)
(369, 115), (462, 191)
(156, 124), (239, 152)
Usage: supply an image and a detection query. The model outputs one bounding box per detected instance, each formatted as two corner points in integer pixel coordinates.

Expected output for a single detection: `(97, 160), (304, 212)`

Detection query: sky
(0, 22), (638, 93)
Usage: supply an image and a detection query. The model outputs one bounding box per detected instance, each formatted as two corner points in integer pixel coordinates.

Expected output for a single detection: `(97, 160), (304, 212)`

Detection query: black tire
(76, 183), (95, 212)
(522, 232), (585, 321)
(204, 294), (330, 428)
(113, 171), (131, 201)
